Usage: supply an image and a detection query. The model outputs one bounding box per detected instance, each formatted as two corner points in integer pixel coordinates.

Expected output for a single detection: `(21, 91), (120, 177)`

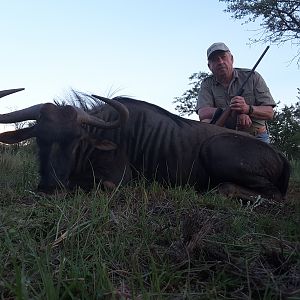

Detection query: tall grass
(0, 144), (38, 193)
(291, 159), (300, 182)
(0, 146), (299, 299)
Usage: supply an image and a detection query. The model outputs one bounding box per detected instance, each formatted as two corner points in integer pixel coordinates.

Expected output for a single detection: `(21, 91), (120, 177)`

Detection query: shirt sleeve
(253, 72), (276, 107)
(196, 78), (215, 112)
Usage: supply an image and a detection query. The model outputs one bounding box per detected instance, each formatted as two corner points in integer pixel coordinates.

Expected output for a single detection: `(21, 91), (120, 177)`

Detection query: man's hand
(237, 114), (252, 128)
(230, 96), (249, 114)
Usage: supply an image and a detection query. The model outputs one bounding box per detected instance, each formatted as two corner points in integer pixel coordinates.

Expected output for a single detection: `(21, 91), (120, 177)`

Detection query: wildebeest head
(0, 91), (130, 192)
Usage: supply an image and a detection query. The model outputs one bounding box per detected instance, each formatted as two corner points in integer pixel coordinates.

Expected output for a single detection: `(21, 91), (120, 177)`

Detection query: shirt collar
(212, 68), (238, 86)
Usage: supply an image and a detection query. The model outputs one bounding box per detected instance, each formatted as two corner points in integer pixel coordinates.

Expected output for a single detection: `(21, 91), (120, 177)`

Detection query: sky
(1, 0), (299, 128)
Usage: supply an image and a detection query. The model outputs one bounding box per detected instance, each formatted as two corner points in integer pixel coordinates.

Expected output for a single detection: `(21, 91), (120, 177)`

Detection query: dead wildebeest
(0, 90), (290, 201)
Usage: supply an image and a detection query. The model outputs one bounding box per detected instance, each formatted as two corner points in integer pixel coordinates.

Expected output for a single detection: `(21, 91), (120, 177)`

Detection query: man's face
(208, 51), (233, 80)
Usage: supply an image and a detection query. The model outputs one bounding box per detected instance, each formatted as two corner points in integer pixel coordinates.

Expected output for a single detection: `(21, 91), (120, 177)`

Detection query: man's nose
(216, 56), (224, 63)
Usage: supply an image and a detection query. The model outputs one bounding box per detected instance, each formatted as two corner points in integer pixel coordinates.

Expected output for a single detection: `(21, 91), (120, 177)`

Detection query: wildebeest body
(0, 92), (291, 200)
(79, 97), (289, 200)
(89, 98), (224, 190)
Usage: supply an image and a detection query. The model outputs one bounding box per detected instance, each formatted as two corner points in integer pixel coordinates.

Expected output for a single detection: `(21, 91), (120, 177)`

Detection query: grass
(291, 159), (300, 182)
(0, 145), (299, 299)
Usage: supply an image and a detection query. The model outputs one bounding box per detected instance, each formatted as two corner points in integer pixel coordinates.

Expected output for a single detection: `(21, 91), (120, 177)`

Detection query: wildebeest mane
(54, 89), (101, 111)
(113, 96), (197, 128)
(54, 90), (196, 127)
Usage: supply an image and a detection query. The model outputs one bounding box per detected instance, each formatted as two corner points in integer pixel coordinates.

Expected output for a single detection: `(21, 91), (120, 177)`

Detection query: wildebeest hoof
(217, 182), (261, 202)
(103, 180), (116, 190)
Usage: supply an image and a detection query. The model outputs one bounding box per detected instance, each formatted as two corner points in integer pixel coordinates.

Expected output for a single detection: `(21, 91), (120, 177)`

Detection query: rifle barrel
(236, 46), (270, 96)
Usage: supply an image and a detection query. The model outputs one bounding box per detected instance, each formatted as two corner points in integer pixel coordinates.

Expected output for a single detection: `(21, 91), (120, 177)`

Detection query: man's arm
(198, 107), (217, 122)
(252, 71), (276, 118)
(196, 77), (217, 122)
(248, 105), (274, 120)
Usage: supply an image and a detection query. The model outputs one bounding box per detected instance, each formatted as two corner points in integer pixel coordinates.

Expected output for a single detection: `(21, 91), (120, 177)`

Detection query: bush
(269, 100), (300, 160)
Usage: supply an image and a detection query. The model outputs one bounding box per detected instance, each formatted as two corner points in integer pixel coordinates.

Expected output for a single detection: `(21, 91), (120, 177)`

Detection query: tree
(268, 89), (300, 159)
(173, 72), (209, 116)
(219, 0), (300, 63)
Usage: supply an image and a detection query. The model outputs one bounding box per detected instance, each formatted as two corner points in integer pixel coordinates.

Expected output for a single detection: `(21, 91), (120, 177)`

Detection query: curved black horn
(75, 94), (129, 129)
(0, 104), (45, 123)
(0, 88), (25, 98)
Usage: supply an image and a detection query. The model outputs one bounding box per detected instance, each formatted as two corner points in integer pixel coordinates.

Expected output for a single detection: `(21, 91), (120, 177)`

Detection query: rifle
(211, 46), (270, 127)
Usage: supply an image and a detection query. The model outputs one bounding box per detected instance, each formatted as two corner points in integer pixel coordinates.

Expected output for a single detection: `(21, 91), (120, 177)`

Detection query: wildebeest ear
(93, 139), (118, 151)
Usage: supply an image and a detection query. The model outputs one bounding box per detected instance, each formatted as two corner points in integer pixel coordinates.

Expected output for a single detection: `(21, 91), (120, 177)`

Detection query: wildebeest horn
(0, 104), (45, 123)
(0, 88), (25, 98)
(0, 94), (129, 129)
(75, 94), (129, 129)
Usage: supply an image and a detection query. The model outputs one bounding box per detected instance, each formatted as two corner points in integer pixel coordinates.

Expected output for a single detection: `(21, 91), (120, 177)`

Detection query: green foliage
(173, 71), (209, 116)
(219, 0), (300, 63)
(268, 91), (300, 159)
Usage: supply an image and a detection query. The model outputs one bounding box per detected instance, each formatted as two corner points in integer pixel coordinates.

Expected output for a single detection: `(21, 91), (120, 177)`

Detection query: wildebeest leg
(217, 181), (283, 202)
(200, 134), (288, 201)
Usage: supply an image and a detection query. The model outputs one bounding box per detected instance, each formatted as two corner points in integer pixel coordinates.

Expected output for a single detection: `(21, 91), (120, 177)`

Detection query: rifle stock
(214, 107), (232, 127)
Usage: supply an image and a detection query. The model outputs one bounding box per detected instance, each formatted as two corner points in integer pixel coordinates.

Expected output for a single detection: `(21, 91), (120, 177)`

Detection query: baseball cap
(207, 42), (230, 59)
